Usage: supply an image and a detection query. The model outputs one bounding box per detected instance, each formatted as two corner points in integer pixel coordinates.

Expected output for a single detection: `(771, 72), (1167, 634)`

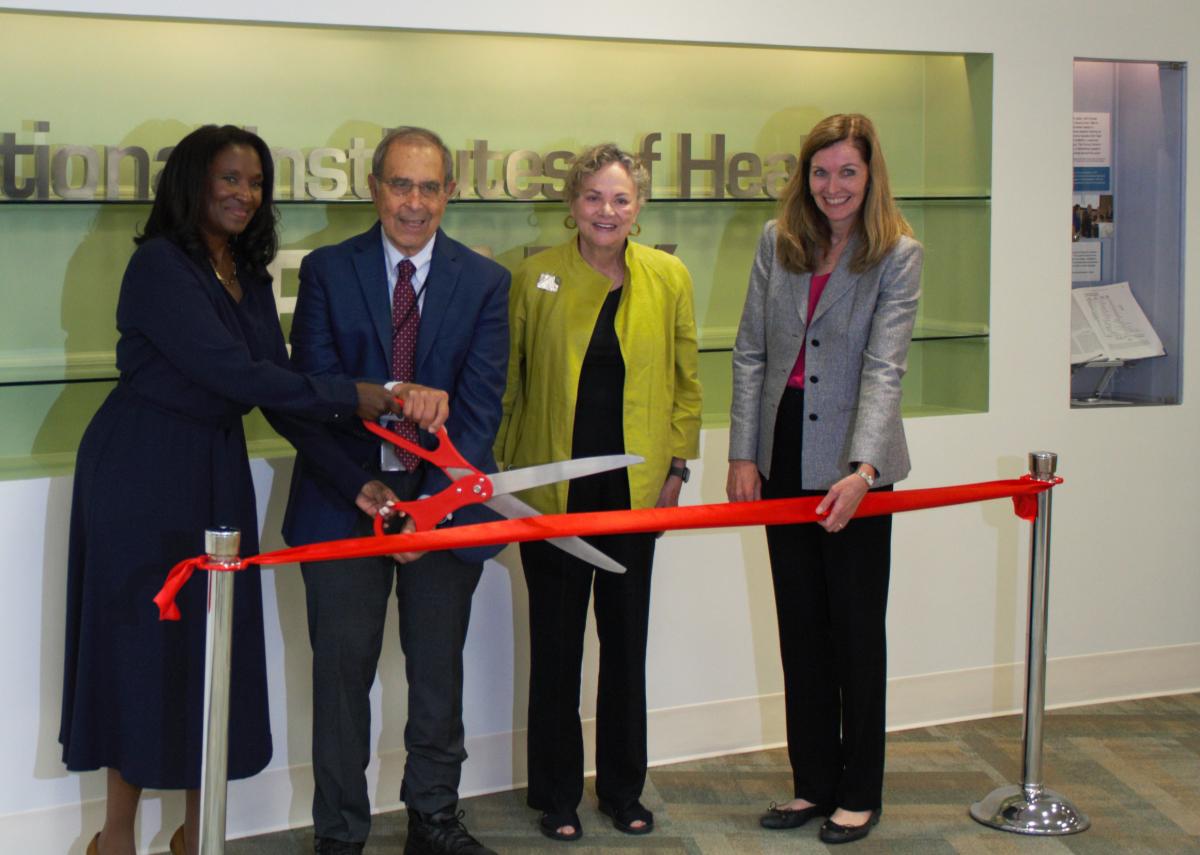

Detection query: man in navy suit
(283, 127), (509, 855)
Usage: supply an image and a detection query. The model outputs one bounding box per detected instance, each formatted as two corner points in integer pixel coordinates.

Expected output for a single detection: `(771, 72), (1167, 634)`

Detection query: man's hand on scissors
(386, 510), (426, 564)
(355, 480), (399, 517)
(389, 383), (450, 433)
(372, 498), (427, 563)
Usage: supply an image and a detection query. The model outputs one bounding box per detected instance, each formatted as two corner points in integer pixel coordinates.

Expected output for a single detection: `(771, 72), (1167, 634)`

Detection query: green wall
(0, 11), (992, 477)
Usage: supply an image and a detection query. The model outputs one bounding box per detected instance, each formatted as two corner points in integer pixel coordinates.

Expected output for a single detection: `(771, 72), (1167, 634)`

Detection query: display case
(0, 10), (993, 478)
(1070, 59), (1186, 406)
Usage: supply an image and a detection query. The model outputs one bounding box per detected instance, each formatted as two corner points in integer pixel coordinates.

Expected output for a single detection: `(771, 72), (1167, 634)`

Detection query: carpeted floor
(226, 692), (1200, 853)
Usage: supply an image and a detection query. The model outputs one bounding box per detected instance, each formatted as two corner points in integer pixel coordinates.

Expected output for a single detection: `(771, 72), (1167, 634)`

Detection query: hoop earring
(630, 222), (642, 237)
(564, 215), (577, 229)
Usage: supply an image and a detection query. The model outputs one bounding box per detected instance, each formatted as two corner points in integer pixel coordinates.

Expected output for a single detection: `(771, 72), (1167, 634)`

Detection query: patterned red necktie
(390, 258), (422, 471)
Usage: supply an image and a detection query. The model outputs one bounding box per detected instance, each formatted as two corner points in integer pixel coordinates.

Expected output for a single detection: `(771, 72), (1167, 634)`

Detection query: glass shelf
(0, 194), (991, 462)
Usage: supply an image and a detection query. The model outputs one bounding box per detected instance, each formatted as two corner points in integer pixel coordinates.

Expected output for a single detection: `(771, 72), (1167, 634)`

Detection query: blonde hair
(563, 143), (651, 206)
(776, 113), (911, 273)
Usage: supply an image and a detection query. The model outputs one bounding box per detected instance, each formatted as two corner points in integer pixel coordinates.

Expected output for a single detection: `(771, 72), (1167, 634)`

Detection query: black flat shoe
(538, 811), (582, 842)
(598, 800), (654, 835)
(759, 801), (830, 829)
(819, 809), (881, 844)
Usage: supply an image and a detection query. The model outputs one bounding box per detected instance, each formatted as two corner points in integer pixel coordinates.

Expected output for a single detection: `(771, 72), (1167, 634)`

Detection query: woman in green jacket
(496, 143), (701, 842)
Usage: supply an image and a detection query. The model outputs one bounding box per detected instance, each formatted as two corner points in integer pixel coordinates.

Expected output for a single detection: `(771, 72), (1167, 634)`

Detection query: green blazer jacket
(495, 237), (702, 514)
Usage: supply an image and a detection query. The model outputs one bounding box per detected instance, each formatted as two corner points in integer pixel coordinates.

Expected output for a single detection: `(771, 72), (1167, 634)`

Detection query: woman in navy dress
(59, 125), (446, 855)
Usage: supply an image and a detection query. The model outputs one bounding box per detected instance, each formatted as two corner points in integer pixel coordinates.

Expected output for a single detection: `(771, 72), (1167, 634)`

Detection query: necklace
(210, 257), (238, 288)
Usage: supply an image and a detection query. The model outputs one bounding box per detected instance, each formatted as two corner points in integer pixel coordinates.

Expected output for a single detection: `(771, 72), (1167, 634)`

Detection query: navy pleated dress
(60, 237), (363, 789)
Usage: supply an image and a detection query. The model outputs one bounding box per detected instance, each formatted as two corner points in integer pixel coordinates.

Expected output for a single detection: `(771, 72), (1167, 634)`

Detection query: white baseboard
(886, 641), (1200, 730)
(9, 642), (1197, 852)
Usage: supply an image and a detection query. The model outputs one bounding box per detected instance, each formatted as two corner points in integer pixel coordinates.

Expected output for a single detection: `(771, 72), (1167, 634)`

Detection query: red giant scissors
(362, 418), (642, 574)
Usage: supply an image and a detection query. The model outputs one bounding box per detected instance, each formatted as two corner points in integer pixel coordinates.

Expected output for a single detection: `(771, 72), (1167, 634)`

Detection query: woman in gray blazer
(727, 113), (922, 845)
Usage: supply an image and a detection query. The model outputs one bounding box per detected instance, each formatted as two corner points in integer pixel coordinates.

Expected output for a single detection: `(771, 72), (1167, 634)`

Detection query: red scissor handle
(361, 417), (494, 534)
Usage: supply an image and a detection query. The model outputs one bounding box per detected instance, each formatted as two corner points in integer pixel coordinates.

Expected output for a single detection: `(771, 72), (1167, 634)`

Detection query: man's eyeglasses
(379, 177), (445, 199)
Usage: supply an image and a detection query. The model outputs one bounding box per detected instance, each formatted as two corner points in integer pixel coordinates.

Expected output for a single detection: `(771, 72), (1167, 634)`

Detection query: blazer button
(809, 375), (818, 384)
(808, 413), (818, 421)
(811, 338), (820, 346)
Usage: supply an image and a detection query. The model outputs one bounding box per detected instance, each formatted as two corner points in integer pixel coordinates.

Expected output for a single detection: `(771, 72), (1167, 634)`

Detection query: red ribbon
(1011, 474), (1055, 521)
(152, 556), (242, 620)
(155, 475), (1061, 620)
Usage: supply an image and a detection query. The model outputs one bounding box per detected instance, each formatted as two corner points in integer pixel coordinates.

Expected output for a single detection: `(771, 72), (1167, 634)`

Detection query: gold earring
(564, 215), (577, 229)
(630, 222), (642, 237)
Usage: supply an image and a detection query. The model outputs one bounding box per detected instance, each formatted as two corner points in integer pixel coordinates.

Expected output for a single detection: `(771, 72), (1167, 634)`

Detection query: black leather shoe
(404, 809), (496, 855)
(759, 801), (830, 829)
(819, 809), (881, 844)
(314, 838), (364, 854)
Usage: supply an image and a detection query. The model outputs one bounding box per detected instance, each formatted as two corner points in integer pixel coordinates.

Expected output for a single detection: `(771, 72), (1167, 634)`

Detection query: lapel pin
(536, 272), (561, 293)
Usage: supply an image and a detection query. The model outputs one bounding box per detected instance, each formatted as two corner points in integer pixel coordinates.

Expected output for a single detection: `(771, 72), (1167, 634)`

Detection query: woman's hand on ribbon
(816, 473), (870, 532)
(726, 459), (762, 503)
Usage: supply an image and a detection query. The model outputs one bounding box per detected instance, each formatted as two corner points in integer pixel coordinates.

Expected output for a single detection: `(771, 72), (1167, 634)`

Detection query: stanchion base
(970, 785), (1090, 835)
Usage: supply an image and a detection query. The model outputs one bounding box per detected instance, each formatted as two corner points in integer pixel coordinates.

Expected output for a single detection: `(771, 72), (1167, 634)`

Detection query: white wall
(2, 1), (1199, 852)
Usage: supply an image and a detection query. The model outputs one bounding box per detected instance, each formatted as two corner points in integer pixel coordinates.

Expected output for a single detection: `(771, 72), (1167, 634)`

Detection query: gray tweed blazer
(729, 221), (922, 488)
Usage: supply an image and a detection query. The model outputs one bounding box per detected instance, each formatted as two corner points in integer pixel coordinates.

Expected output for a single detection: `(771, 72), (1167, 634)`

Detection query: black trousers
(763, 387), (892, 811)
(520, 532), (656, 815)
(301, 471), (483, 843)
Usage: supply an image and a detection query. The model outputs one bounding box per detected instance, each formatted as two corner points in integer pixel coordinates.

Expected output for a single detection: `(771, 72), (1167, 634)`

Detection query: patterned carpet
(227, 693), (1200, 853)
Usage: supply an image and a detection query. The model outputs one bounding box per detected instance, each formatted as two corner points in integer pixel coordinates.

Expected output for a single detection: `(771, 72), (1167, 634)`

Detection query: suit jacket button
(808, 413), (818, 421)
(809, 375), (818, 384)
(811, 338), (820, 346)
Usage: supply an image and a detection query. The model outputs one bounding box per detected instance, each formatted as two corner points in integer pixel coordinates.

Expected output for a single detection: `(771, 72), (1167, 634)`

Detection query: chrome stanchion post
(199, 526), (239, 855)
(970, 452), (1089, 834)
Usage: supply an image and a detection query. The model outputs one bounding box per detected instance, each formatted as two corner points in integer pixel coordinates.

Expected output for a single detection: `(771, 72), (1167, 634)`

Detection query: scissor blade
(542, 535), (626, 575)
(488, 454), (644, 496)
(485, 493), (626, 574)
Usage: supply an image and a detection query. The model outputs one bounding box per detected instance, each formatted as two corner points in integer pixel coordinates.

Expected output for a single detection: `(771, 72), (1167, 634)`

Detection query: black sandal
(598, 800), (654, 835)
(538, 811), (583, 841)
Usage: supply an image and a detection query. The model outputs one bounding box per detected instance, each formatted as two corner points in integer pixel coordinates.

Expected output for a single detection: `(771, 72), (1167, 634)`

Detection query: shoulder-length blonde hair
(775, 113), (912, 274)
